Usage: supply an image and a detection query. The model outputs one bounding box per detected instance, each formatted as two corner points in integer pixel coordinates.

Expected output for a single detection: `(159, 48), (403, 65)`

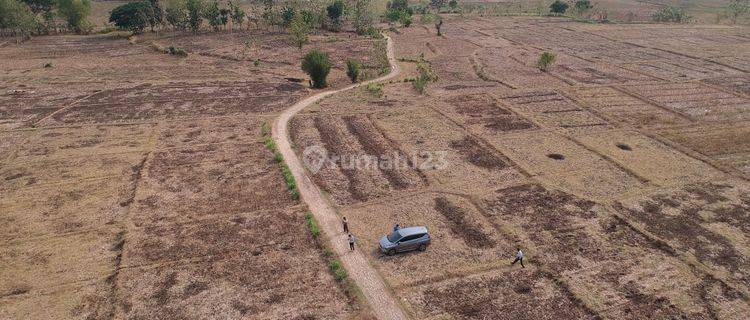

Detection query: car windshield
(387, 231), (401, 243)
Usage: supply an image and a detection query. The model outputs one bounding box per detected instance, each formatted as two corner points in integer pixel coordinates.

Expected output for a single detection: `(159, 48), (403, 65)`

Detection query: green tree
(301, 50), (332, 88)
(165, 0), (188, 30)
(435, 16), (442, 35)
(203, 0), (222, 30)
(57, 0), (92, 33)
(727, 0), (750, 23)
(228, 0), (244, 29)
(289, 11), (308, 48)
(0, 0), (38, 39)
(573, 0), (592, 16)
(537, 51), (555, 71)
(185, 0), (203, 32)
(109, 1), (152, 33)
(346, 59), (361, 83)
(21, 0), (53, 14)
(353, 0), (372, 35)
(651, 5), (690, 23)
(448, 0), (457, 11)
(147, 0), (162, 30)
(326, 0), (344, 31)
(549, 0), (568, 14)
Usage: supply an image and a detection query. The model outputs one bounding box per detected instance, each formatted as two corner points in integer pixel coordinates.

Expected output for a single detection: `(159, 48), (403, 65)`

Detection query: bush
(167, 45), (187, 56)
(57, 0), (92, 33)
(413, 60), (436, 94)
(346, 59), (361, 83)
(254, 58), (261, 66)
(537, 51), (555, 71)
(203, 0), (222, 31)
(549, 0), (568, 14)
(301, 50), (332, 88)
(228, 0), (244, 28)
(652, 6), (690, 23)
(109, 2), (153, 33)
(573, 0), (592, 15)
(448, 0), (457, 11)
(289, 12), (309, 49)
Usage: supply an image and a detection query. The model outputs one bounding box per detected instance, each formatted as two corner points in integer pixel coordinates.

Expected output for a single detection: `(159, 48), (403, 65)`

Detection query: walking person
(511, 247), (525, 268)
(342, 217), (349, 233)
(348, 234), (356, 251)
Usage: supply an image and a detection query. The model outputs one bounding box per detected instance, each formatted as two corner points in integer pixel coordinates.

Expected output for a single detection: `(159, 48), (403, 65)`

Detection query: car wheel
(387, 249), (396, 256)
(418, 244), (427, 252)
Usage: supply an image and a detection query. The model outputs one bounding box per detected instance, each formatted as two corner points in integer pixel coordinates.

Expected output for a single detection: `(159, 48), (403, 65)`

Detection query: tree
(537, 52), (555, 71)
(289, 11), (308, 48)
(353, 0), (373, 35)
(346, 59), (361, 83)
(301, 50), (331, 88)
(448, 0), (457, 11)
(0, 0), (38, 39)
(185, 0), (203, 32)
(165, 0), (188, 30)
(228, 0), (244, 29)
(147, 0), (162, 30)
(573, 0), (592, 16)
(430, 0), (444, 9)
(57, 0), (92, 33)
(727, 0), (750, 23)
(549, 0), (568, 14)
(109, 1), (152, 33)
(204, 0), (222, 30)
(21, 0), (53, 14)
(435, 17), (442, 36)
(326, 0), (344, 31)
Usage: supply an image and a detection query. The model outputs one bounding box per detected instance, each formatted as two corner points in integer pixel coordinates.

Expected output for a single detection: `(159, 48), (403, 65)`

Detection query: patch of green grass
(305, 213), (320, 237)
(366, 82), (383, 97)
(261, 122), (299, 200)
(329, 260), (348, 281)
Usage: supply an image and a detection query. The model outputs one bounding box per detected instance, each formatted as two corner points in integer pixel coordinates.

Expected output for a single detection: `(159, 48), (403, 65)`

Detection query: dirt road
(272, 36), (407, 320)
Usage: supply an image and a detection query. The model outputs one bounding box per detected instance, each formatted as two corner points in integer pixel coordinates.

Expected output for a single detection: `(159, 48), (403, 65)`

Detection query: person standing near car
(348, 234), (356, 251)
(342, 217), (349, 233)
(393, 224), (400, 232)
(511, 247), (525, 268)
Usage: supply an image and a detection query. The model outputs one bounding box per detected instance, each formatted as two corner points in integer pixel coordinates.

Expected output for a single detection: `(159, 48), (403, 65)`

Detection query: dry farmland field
(290, 16), (750, 319)
(3, 5), (750, 320)
(0, 29), (387, 319)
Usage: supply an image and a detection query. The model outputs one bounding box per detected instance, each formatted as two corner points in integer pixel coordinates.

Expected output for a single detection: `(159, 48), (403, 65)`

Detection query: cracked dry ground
(289, 16), (750, 319)
(0, 31), (388, 319)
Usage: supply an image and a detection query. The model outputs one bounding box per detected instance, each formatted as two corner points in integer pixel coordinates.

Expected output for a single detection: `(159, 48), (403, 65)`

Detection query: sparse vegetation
(573, 0), (593, 16)
(727, 0), (750, 23)
(537, 51), (555, 71)
(167, 45), (187, 56)
(0, 0), (38, 39)
(329, 260), (348, 281)
(353, 0), (373, 35)
(326, 0), (344, 31)
(262, 122), (300, 200)
(652, 6), (690, 23)
(366, 82), (383, 96)
(305, 213), (320, 237)
(165, 0), (189, 30)
(301, 50), (332, 88)
(185, 0), (203, 33)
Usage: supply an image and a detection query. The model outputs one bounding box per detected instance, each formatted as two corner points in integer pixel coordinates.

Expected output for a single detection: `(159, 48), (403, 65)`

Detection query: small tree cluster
(652, 6), (690, 23)
(727, 0), (750, 23)
(573, 0), (592, 16)
(0, 0), (38, 39)
(386, 0), (413, 27)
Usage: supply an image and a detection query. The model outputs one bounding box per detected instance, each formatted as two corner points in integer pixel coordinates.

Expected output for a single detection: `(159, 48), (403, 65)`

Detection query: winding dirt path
(272, 36), (407, 320)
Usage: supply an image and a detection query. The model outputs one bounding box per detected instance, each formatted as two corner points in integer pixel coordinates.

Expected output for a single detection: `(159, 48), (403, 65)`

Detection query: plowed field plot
(290, 15), (750, 319)
(1, 28), (380, 319)
(620, 82), (750, 121)
(616, 180), (750, 295)
(658, 122), (750, 177)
